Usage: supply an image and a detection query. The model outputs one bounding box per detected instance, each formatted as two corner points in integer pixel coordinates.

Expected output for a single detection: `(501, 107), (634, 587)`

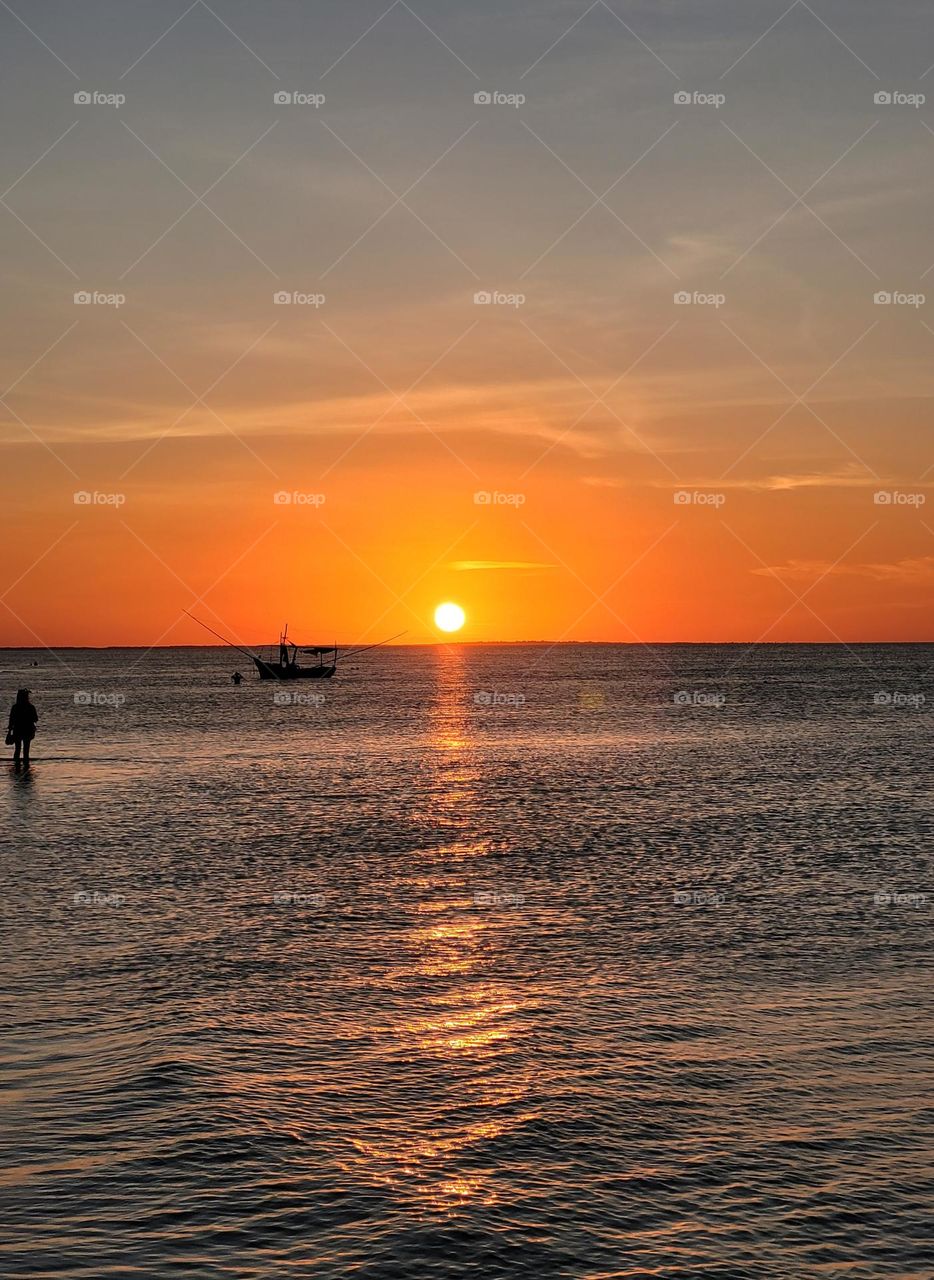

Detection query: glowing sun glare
(434, 602), (466, 633)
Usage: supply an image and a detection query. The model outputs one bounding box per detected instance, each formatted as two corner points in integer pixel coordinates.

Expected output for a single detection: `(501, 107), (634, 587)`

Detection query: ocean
(1, 643), (931, 1279)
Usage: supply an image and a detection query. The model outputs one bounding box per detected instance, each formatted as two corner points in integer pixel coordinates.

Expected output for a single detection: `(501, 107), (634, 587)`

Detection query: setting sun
(434, 602), (466, 634)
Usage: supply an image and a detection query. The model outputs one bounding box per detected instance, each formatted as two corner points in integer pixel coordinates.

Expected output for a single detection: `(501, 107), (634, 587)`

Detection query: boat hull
(253, 658), (336, 680)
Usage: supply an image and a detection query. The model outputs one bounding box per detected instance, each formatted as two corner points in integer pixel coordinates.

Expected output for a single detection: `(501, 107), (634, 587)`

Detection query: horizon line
(1, 640), (932, 652)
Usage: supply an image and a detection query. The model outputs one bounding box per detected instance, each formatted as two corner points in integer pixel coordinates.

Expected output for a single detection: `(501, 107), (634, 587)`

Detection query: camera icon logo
(873, 491), (892, 505)
(873, 291), (892, 305)
(673, 490), (692, 505)
(73, 490), (92, 504)
(474, 91), (492, 105)
(273, 291), (292, 305)
(273, 491), (292, 505)
(74, 90), (92, 105)
(74, 291), (92, 304)
(674, 291), (691, 305)
(473, 290), (492, 305)
(673, 91), (691, 105)
(874, 91), (892, 105)
(474, 490), (492, 504)
(274, 91), (292, 105)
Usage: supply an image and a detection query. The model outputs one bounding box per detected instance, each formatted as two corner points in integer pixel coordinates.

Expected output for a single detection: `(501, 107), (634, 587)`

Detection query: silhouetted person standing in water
(8, 689), (38, 768)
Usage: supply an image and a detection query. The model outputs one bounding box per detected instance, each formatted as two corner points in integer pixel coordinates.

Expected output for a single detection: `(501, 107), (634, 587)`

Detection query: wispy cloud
(753, 556), (934, 584)
(750, 466), (876, 492)
(645, 465), (888, 493)
(449, 560), (555, 572)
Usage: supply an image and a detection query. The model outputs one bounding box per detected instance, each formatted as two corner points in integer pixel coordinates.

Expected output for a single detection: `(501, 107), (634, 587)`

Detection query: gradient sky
(1, 0), (932, 646)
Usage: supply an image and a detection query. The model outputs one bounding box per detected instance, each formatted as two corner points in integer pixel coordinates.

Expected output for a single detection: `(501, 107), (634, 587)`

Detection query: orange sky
(1, 1), (932, 645)
(4, 401), (932, 646)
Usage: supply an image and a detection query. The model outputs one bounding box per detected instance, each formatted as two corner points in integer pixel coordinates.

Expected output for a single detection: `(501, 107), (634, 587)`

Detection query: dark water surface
(1, 644), (932, 1279)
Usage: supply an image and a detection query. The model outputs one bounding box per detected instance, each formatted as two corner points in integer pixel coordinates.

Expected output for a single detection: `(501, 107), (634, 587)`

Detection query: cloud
(753, 556), (934, 584)
(449, 560), (555, 571)
(642, 465), (879, 493)
(752, 467), (876, 492)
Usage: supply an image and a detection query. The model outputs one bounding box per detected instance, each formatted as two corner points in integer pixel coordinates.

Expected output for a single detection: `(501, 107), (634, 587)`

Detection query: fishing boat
(184, 612), (403, 681)
(254, 627), (336, 681)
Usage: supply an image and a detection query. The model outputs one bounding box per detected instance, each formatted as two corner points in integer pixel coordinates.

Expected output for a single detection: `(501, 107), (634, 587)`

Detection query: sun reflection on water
(339, 647), (539, 1212)
(415, 646), (488, 853)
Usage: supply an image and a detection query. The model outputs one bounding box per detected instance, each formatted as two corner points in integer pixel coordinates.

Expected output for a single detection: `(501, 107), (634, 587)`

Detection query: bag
(5, 731), (14, 746)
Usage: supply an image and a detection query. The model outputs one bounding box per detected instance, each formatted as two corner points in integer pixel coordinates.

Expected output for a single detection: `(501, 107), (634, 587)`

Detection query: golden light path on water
(340, 647), (538, 1212)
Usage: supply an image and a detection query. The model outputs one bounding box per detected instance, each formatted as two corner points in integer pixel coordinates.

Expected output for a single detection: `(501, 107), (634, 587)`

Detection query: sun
(434, 602), (466, 633)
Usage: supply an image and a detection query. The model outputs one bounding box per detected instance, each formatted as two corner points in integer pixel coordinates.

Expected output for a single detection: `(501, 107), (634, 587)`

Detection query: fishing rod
(327, 631), (408, 662)
(183, 611), (263, 665)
